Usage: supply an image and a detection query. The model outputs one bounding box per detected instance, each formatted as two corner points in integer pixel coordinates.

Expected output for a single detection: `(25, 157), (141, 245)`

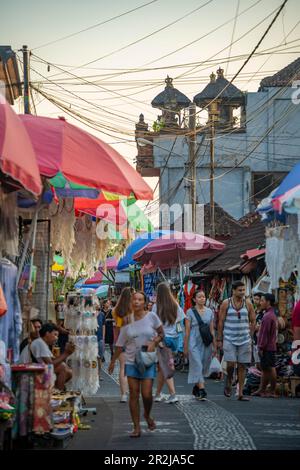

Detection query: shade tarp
(0, 99), (42, 195)
(19, 114), (153, 200)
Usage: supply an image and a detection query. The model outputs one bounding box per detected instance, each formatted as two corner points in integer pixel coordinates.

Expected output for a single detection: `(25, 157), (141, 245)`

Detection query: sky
(2, 0), (300, 224)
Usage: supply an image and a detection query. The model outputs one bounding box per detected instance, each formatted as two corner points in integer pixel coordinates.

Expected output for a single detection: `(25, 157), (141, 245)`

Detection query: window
(252, 172), (288, 206)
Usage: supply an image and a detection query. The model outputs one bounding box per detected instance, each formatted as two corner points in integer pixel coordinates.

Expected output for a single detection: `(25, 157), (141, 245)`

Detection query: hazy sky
(2, 0), (300, 221)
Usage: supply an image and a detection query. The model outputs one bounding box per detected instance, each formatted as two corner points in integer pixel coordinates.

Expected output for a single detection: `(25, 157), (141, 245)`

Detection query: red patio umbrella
(19, 115), (153, 200)
(133, 231), (225, 270)
(0, 99), (42, 195)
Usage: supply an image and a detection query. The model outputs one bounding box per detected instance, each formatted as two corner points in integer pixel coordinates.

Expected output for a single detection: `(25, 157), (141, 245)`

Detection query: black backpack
(192, 308), (213, 347)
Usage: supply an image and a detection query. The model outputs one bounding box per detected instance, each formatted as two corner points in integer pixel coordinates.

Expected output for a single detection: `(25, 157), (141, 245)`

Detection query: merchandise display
(64, 293), (99, 395)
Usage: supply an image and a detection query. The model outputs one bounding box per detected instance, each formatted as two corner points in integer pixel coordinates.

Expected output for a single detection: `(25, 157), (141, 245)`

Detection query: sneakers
(120, 394), (127, 403)
(198, 389), (207, 401)
(154, 394), (164, 402)
(192, 385), (200, 398)
(165, 394), (178, 404)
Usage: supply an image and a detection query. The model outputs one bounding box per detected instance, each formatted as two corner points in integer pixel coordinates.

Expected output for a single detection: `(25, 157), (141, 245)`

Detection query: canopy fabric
(133, 232), (225, 269)
(84, 271), (103, 285)
(19, 114), (153, 200)
(95, 285), (109, 298)
(100, 256), (118, 270)
(49, 172), (99, 199)
(117, 230), (173, 270)
(0, 99), (42, 195)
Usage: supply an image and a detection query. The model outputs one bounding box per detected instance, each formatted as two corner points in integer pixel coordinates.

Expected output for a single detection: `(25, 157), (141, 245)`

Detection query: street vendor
(30, 323), (75, 390)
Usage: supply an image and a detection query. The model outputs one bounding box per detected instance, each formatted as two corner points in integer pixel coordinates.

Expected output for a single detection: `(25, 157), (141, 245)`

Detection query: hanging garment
(0, 259), (22, 362)
(0, 282), (8, 316)
(33, 366), (53, 434)
(184, 281), (196, 313)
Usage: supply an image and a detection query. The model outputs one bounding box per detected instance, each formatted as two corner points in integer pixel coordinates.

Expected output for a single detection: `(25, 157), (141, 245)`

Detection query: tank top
(223, 298), (251, 346)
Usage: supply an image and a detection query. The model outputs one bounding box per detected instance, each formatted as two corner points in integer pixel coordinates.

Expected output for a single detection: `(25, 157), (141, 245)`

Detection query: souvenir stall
(257, 164), (300, 393)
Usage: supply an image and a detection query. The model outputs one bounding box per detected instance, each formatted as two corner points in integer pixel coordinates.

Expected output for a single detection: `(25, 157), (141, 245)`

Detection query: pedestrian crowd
(19, 280), (300, 438)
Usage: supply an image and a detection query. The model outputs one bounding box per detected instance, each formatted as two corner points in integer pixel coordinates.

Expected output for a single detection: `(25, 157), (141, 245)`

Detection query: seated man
(30, 323), (75, 390)
(20, 318), (43, 354)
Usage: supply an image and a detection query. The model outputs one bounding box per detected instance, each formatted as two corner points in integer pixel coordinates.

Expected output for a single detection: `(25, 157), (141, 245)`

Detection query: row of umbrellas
(0, 99), (153, 220)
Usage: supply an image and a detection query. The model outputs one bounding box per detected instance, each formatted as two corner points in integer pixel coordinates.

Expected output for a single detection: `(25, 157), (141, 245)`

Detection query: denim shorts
(164, 336), (179, 353)
(125, 363), (157, 380)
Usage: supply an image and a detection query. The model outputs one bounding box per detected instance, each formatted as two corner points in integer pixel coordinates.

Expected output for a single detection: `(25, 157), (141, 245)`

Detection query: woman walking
(112, 287), (134, 403)
(109, 291), (164, 438)
(103, 299), (114, 359)
(154, 282), (185, 404)
(184, 290), (216, 400)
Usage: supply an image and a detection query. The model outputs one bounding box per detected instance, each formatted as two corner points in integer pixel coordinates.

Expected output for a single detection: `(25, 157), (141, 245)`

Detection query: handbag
(157, 344), (175, 379)
(0, 283), (7, 317)
(134, 336), (157, 375)
(192, 308), (213, 347)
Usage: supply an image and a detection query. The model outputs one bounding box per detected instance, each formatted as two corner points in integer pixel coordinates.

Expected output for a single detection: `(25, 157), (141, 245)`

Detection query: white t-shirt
(152, 305), (185, 338)
(30, 338), (53, 363)
(116, 312), (162, 365)
(19, 345), (31, 363)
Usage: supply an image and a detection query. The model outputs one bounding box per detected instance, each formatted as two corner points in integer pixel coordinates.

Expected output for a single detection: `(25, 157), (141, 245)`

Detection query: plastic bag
(208, 357), (222, 375)
(157, 345), (175, 379)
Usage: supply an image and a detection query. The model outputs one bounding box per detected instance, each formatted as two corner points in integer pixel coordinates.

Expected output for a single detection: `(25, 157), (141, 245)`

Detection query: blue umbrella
(117, 230), (173, 271)
(95, 285), (109, 298)
(272, 162), (300, 199)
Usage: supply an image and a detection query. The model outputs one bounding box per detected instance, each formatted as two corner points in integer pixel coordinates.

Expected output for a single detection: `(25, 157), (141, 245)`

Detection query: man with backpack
(217, 281), (256, 401)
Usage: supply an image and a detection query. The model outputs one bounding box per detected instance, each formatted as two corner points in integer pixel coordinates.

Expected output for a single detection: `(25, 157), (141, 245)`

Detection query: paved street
(67, 353), (300, 451)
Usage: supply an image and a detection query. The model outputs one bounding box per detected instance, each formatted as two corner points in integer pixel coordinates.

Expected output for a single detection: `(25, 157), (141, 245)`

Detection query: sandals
(238, 396), (250, 401)
(224, 385), (232, 398)
(144, 415), (156, 431)
(130, 429), (141, 438)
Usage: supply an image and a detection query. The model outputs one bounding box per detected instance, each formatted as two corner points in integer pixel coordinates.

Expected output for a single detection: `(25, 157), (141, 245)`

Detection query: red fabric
(134, 232), (225, 269)
(84, 271), (103, 285)
(292, 301), (300, 328)
(33, 369), (52, 434)
(19, 114), (153, 200)
(0, 100), (42, 196)
(184, 282), (196, 313)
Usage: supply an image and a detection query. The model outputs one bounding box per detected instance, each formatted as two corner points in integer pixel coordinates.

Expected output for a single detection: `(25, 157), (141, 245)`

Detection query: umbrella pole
(17, 198), (42, 286)
(178, 252), (183, 286)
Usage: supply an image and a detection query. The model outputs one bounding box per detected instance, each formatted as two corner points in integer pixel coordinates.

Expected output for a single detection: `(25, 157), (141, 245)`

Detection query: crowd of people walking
(104, 280), (291, 438)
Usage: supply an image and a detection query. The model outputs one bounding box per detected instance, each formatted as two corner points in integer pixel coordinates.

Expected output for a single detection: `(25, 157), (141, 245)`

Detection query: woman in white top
(154, 283), (185, 404)
(109, 291), (164, 438)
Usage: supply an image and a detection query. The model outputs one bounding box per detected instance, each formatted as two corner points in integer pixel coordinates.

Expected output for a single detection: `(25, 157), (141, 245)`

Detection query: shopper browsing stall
(108, 291), (164, 438)
(30, 323), (75, 390)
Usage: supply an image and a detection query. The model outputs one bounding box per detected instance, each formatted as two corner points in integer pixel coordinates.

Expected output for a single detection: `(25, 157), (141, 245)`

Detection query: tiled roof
(259, 57), (300, 90)
(203, 203), (242, 239)
(191, 218), (265, 274)
(194, 68), (244, 106)
(152, 76), (191, 110)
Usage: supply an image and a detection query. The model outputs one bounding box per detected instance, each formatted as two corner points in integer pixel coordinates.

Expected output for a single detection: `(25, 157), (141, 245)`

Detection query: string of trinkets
(64, 293), (99, 395)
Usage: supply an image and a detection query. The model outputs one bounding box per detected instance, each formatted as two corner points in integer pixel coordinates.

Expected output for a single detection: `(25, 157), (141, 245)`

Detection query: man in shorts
(217, 281), (256, 401)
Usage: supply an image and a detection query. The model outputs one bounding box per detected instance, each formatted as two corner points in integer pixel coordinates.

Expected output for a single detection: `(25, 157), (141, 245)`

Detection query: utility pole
(188, 104), (197, 233)
(22, 45), (31, 114)
(209, 102), (219, 239)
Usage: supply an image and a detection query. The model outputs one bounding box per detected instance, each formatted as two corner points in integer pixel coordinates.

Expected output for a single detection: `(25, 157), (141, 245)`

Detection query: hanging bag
(0, 283), (8, 317)
(192, 308), (213, 347)
(157, 343), (175, 379)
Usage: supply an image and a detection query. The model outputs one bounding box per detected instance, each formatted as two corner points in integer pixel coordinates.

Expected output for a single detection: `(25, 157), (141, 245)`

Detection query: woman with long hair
(154, 282), (185, 404)
(184, 290), (216, 400)
(109, 291), (164, 438)
(112, 287), (134, 402)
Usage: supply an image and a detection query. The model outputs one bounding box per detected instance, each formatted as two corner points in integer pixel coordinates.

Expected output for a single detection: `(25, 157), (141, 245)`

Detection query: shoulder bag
(192, 308), (213, 347)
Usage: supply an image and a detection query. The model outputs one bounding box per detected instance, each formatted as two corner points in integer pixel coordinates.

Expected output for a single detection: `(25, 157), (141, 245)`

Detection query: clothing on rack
(183, 281), (196, 313)
(0, 259), (22, 363)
